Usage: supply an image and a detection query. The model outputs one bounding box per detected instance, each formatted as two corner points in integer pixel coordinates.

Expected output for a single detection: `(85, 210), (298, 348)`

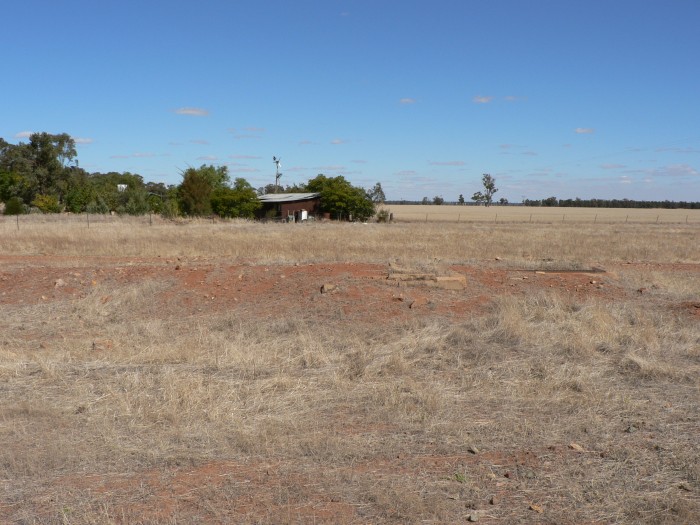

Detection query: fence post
(529, 214), (532, 223)
(495, 213), (497, 223)
(594, 214), (597, 224)
(87, 212), (90, 229)
(425, 213), (428, 223)
(16, 214), (19, 231)
(656, 215), (659, 224)
(626, 215), (628, 223)
(457, 213), (460, 223)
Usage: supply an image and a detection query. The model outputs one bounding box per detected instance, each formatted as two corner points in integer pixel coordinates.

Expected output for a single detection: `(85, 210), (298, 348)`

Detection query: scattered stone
(590, 280), (598, 284)
(320, 283), (337, 294)
(175, 265), (181, 270)
(409, 297), (429, 309)
(495, 257), (501, 261)
(54, 278), (66, 288)
(467, 445), (479, 454)
(638, 287), (648, 294)
(489, 495), (499, 505)
(467, 512), (480, 522)
(529, 503), (544, 513)
(569, 442), (585, 452)
(535, 271), (546, 275)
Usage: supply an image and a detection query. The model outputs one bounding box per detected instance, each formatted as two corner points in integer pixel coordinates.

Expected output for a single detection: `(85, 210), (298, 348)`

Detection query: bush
(4, 196), (25, 215)
(31, 194), (62, 213)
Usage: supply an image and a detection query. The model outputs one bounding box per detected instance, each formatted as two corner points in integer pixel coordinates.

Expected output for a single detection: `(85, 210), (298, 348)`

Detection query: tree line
(0, 132), (384, 220)
(523, 197), (700, 209)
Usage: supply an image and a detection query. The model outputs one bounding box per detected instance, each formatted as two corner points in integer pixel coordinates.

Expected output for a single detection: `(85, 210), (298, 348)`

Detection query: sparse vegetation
(0, 218), (698, 523)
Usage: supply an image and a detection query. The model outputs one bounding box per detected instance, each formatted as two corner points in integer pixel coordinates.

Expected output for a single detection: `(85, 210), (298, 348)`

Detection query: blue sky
(3, 0), (699, 202)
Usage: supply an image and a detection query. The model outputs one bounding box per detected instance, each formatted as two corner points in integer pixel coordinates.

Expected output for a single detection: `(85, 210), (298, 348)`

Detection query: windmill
(272, 156), (282, 192)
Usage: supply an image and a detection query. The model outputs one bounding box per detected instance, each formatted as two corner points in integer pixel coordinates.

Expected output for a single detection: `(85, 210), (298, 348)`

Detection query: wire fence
(1, 207), (700, 230)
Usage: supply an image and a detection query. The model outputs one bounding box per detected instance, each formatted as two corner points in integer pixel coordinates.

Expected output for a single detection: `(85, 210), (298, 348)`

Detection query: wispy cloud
(522, 151), (538, 156)
(243, 126), (266, 132)
(229, 154), (261, 159)
(400, 97), (416, 104)
(190, 139), (209, 145)
(315, 165), (345, 171)
(230, 167), (260, 173)
(429, 160), (465, 166)
(174, 107), (209, 116)
(73, 137), (94, 145)
(655, 146), (700, 154)
(299, 139), (314, 145)
(472, 95), (493, 104)
(15, 131), (33, 138)
(351, 159), (368, 164)
(331, 138), (348, 145)
(197, 155), (218, 161)
(575, 127), (595, 134)
(653, 164), (700, 178)
(600, 163), (626, 169)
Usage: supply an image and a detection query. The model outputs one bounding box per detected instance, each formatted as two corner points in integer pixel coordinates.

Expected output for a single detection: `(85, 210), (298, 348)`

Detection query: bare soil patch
(1, 253), (698, 524)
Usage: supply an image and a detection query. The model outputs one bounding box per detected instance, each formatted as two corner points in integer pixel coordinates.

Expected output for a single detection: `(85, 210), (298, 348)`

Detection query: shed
(257, 192), (321, 221)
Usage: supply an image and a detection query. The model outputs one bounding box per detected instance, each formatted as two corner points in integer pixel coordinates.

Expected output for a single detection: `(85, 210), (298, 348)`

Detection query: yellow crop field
(381, 204), (700, 224)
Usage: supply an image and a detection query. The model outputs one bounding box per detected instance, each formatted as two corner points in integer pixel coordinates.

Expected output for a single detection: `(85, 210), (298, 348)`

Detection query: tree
(432, 195), (444, 205)
(177, 165), (229, 216)
(499, 197), (509, 205)
(421, 196), (429, 205)
(479, 174), (498, 206)
(210, 178), (261, 218)
(306, 174), (375, 221)
(368, 182), (386, 204)
(179, 168), (213, 216)
(458, 194), (465, 205)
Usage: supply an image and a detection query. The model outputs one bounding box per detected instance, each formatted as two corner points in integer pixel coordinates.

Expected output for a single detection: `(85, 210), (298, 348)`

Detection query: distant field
(382, 204), (700, 224)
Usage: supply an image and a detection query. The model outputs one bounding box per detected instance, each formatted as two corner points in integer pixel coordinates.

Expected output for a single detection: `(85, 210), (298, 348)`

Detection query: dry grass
(1, 219), (698, 523)
(1, 213), (698, 264)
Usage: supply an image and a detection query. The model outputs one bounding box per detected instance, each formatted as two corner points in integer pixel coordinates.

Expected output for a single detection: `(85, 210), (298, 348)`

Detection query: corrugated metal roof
(258, 192), (320, 203)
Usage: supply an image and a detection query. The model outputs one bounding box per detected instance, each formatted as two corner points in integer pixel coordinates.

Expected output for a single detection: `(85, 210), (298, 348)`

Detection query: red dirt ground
(1, 256), (698, 523)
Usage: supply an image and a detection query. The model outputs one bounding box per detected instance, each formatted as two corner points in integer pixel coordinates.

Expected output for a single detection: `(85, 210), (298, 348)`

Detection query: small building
(257, 192), (321, 222)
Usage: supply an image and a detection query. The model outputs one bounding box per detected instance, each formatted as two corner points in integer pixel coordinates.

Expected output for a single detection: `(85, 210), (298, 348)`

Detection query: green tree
(306, 174), (375, 221)
(458, 194), (465, 205)
(368, 182), (386, 204)
(432, 195), (444, 205)
(479, 173), (498, 207)
(210, 178), (261, 218)
(177, 165), (229, 216)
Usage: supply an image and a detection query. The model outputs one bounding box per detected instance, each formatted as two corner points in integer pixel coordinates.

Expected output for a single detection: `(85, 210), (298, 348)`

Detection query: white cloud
(229, 154), (261, 159)
(197, 155), (218, 161)
(600, 163), (626, 169)
(15, 131), (33, 138)
(429, 160), (465, 166)
(653, 164), (700, 178)
(575, 127), (595, 134)
(190, 139), (209, 145)
(472, 96), (493, 104)
(73, 137), (94, 144)
(174, 107), (209, 116)
(400, 97), (416, 104)
(243, 126), (266, 132)
(331, 138), (347, 145)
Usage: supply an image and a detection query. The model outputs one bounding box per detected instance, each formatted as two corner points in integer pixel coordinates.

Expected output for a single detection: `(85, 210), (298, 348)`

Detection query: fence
(380, 205), (700, 224)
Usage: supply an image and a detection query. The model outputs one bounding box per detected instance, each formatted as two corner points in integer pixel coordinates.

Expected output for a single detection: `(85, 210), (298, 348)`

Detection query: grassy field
(382, 204), (700, 224)
(1, 217), (698, 523)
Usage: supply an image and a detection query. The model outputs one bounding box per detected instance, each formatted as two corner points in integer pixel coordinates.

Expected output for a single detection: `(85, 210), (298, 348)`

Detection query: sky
(3, 0), (700, 202)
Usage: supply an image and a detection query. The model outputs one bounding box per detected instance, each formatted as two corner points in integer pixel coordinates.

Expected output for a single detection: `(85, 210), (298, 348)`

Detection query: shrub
(4, 196), (26, 215)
